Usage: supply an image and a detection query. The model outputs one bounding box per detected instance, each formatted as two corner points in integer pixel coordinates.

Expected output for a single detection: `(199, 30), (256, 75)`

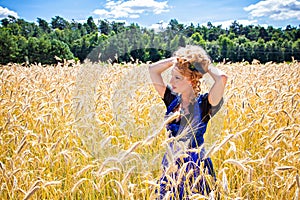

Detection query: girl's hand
(149, 57), (176, 97)
(207, 65), (227, 106)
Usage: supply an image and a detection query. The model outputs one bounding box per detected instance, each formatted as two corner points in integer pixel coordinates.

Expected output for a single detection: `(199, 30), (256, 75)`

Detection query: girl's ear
(187, 79), (193, 87)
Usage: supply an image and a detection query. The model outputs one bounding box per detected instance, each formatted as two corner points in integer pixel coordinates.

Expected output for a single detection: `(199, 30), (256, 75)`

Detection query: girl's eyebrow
(171, 70), (182, 77)
(171, 73), (182, 78)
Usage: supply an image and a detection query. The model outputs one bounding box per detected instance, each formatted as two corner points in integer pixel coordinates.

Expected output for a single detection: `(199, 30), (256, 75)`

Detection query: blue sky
(0, 0), (299, 29)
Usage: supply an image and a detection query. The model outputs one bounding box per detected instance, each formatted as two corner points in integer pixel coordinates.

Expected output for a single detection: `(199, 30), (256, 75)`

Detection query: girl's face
(170, 67), (192, 94)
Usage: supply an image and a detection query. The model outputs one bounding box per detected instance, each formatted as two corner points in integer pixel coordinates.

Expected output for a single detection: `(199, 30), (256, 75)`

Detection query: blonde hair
(173, 45), (212, 95)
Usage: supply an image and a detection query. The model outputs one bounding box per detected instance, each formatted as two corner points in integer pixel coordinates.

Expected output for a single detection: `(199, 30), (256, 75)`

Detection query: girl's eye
(175, 76), (181, 80)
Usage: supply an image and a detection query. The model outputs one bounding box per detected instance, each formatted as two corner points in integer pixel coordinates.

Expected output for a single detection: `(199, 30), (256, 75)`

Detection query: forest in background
(0, 15), (300, 65)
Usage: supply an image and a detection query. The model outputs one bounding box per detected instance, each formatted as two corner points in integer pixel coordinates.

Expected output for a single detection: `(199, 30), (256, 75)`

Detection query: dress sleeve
(162, 85), (177, 108)
(211, 97), (224, 116)
(201, 93), (224, 123)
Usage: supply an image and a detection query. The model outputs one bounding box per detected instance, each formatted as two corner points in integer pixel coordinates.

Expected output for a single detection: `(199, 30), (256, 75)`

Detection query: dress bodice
(163, 86), (223, 148)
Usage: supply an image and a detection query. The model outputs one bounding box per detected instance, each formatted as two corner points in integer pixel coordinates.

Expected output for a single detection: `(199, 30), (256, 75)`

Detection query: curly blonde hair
(173, 45), (212, 95)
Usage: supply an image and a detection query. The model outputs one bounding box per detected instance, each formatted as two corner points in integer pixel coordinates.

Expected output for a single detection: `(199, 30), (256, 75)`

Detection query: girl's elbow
(148, 65), (156, 75)
(221, 75), (228, 86)
(148, 64), (153, 71)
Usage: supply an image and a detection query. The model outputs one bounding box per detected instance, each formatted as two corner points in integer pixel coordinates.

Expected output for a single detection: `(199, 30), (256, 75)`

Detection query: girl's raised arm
(148, 57), (175, 98)
(207, 65), (228, 106)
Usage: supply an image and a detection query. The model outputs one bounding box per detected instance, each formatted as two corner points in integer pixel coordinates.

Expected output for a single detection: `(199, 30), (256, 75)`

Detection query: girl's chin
(172, 89), (180, 94)
(171, 86), (181, 94)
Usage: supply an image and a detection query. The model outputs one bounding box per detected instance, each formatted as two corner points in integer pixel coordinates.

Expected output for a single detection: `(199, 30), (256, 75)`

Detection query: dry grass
(0, 60), (299, 199)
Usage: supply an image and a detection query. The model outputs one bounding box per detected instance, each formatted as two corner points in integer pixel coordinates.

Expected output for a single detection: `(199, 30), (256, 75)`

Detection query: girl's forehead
(171, 67), (182, 75)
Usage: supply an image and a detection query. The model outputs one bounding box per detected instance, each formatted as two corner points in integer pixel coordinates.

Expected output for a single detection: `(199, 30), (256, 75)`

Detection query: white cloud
(93, 0), (170, 19)
(149, 20), (168, 32)
(244, 0), (300, 20)
(0, 6), (19, 19)
(93, 9), (111, 16)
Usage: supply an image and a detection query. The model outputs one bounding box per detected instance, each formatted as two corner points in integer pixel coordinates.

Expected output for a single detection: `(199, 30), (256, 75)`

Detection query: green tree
(229, 20), (241, 36)
(284, 25), (297, 41)
(258, 26), (269, 41)
(238, 42), (252, 62)
(1, 15), (17, 27)
(246, 25), (259, 41)
(281, 40), (293, 62)
(84, 16), (98, 34)
(218, 34), (234, 61)
(206, 22), (223, 41)
(170, 34), (179, 53)
(16, 19), (39, 38)
(169, 19), (180, 31)
(14, 36), (28, 63)
(99, 19), (111, 35)
(1, 15), (300, 64)
(234, 36), (250, 62)
(0, 28), (18, 64)
(292, 39), (300, 60)
(190, 32), (206, 47)
(71, 35), (96, 62)
(206, 41), (220, 62)
(253, 38), (266, 63)
(103, 36), (120, 62)
(184, 23), (195, 37)
(27, 37), (40, 63)
(50, 39), (74, 62)
(37, 18), (51, 33)
(111, 21), (125, 34)
(27, 37), (73, 64)
(51, 16), (70, 30)
(265, 40), (279, 62)
(178, 35), (186, 47)
(38, 37), (52, 63)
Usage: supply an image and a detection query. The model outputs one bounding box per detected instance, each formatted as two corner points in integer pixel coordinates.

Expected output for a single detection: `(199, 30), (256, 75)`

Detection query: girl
(149, 45), (227, 199)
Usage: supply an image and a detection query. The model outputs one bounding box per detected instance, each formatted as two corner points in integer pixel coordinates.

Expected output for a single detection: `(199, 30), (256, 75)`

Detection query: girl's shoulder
(196, 93), (209, 106)
(162, 85), (179, 108)
(196, 93), (224, 120)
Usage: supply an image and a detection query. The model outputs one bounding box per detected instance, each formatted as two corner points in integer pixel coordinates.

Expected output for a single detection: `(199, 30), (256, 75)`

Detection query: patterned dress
(158, 86), (223, 199)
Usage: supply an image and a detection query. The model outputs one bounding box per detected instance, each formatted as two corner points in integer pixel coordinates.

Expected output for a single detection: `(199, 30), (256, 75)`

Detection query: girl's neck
(181, 90), (196, 105)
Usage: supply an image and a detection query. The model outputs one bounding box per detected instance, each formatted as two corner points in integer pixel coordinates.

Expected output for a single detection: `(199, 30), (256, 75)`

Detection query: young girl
(149, 45), (227, 199)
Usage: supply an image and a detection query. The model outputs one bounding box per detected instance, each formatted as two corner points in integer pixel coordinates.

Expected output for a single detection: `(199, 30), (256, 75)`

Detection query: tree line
(0, 15), (299, 65)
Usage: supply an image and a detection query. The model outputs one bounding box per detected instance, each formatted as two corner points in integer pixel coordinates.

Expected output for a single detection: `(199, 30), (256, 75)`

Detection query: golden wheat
(0, 60), (299, 199)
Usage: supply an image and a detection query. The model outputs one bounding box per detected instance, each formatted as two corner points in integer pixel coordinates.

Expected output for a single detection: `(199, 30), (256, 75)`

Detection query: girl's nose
(170, 77), (174, 85)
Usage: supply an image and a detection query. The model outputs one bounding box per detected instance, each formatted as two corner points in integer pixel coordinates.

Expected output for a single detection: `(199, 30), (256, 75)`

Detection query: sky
(0, 0), (299, 29)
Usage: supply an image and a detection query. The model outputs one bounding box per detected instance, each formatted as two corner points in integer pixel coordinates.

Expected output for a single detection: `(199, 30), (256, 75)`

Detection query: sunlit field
(0, 60), (299, 199)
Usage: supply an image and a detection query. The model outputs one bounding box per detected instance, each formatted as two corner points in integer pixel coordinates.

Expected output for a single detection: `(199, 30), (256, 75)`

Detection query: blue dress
(158, 86), (223, 199)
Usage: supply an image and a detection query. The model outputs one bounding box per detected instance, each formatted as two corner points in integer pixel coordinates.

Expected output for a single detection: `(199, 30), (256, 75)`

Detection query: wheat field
(0, 60), (299, 200)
